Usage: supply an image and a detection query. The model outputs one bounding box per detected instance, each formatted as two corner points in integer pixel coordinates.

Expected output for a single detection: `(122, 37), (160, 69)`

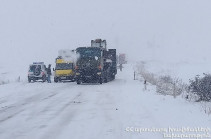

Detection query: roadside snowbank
(135, 61), (211, 115)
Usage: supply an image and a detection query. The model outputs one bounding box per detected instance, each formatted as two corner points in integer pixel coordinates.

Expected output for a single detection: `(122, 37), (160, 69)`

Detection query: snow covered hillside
(0, 64), (210, 139)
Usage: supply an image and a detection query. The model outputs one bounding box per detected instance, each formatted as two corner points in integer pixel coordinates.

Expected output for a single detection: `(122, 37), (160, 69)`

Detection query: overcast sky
(1, 0), (211, 67)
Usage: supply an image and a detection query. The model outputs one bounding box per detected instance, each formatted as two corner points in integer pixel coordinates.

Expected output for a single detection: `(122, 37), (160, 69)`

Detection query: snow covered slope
(0, 64), (210, 139)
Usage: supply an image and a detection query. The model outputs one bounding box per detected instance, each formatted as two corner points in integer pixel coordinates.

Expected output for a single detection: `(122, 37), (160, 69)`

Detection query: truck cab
(54, 57), (75, 82)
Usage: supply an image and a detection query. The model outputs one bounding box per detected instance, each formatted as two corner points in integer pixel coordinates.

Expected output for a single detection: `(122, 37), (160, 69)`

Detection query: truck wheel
(28, 78), (31, 83)
(104, 77), (108, 83)
(111, 75), (115, 80)
(59, 78), (62, 82)
(77, 80), (81, 84)
(99, 78), (103, 84)
(54, 78), (58, 83)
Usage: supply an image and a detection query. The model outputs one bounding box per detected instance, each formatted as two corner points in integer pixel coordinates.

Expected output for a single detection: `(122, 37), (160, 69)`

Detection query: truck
(53, 50), (76, 82)
(75, 39), (117, 84)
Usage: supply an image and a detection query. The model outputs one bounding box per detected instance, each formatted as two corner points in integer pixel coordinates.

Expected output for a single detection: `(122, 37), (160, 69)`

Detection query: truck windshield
(56, 63), (73, 70)
(77, 48), (101, 58)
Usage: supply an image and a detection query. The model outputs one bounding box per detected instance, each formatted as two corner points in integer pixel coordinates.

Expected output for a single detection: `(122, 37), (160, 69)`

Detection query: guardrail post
(134, 71), (136, 80)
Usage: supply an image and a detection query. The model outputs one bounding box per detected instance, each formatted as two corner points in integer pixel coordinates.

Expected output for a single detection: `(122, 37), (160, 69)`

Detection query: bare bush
(200, 102), (211, 115)
(136, 61), (158, 85)
(189, 74), (211, 102)
(142, 72), (157, 85)
(136, 61), (186, 97)
(136, 61), (211, 115)
(156, 75), (187, 97)
(156, 75), (173, 95)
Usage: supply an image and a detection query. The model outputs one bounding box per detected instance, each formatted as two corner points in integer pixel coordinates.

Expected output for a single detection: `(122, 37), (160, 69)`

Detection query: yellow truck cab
(54, 57), (75, 82)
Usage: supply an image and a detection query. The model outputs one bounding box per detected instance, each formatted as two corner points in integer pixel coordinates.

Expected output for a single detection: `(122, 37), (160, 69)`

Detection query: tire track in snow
(0, 83), (83, 139)
(39, 91), (83, 139)
(0, 84), (71, 123)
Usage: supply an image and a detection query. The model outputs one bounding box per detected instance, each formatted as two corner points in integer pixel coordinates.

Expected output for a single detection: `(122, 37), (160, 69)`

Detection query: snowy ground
(136, 60), (211, 83)
(0, 64), (211, 139)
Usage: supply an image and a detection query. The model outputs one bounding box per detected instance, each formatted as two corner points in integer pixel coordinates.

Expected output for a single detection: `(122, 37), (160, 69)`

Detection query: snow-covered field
(1, 0), (211, 138)
(135, 60), (211, 83)
(0, 64), (211, 139)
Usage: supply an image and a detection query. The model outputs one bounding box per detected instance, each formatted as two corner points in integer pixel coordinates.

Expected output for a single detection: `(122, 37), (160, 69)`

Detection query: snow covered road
(0, 64), (211, 139)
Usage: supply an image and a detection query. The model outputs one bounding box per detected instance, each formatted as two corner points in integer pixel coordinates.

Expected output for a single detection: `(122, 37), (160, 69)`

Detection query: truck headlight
(97, 72), (101, 75)
(76, 72), (80, 75)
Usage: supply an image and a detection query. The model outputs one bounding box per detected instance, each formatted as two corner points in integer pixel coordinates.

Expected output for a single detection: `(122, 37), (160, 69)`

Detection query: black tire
(104, 77), (108, 83)
(28, 78), (31, 83)
(111, 75), (115, 80)
(34, 68), (41, 76)
(99, 78), (103, 84)
(77, 80), (81, 84)
(58, 78), (62, 82)
(54, 77), (58, 83)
